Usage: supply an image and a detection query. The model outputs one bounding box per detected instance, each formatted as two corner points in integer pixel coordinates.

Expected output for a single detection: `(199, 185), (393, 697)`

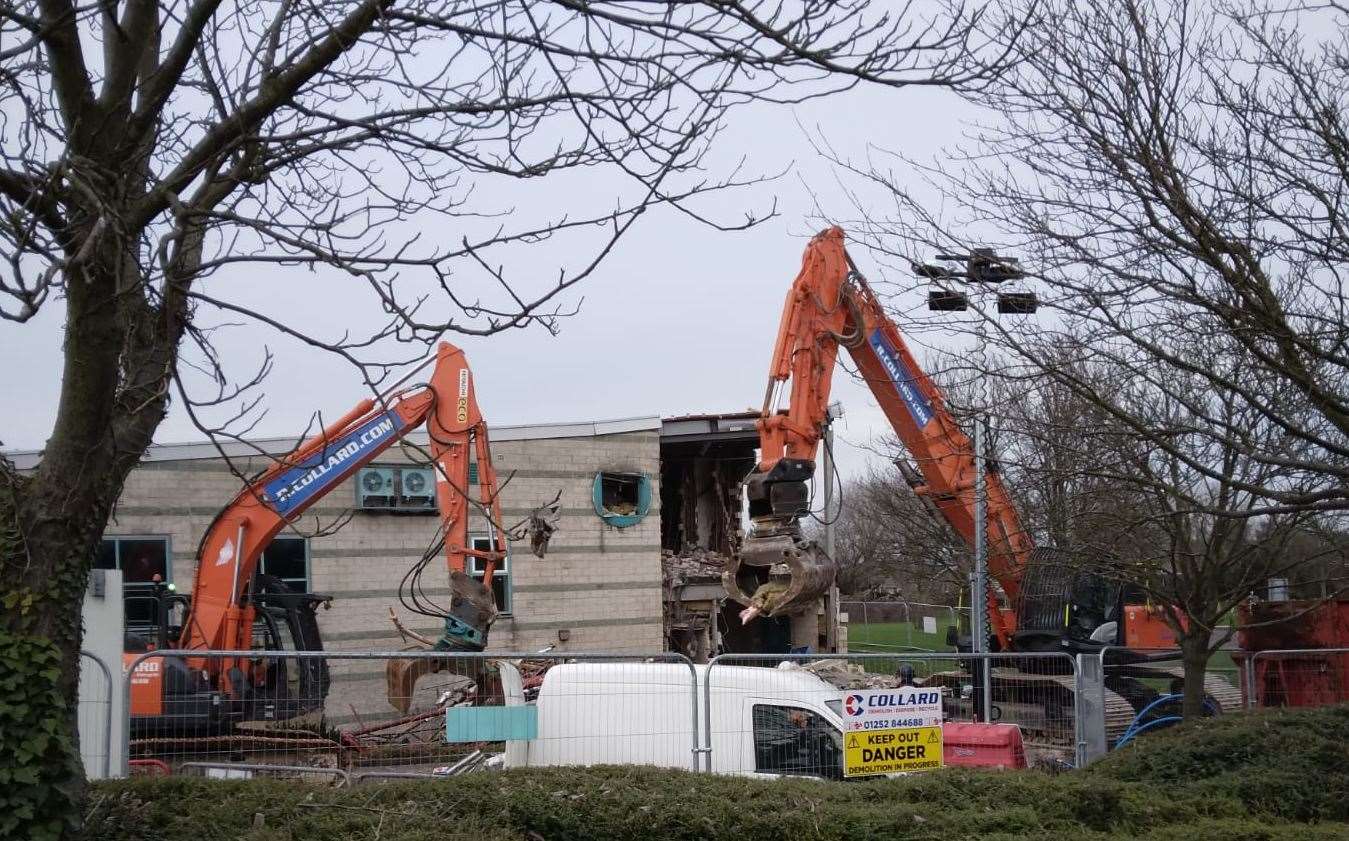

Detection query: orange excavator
(728, 227), (1239, 727)
(127, 341), (509, 732)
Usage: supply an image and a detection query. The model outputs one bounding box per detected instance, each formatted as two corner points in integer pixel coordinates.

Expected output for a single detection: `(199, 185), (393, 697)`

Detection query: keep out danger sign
(841, 685), (944, 776)
(844, 726), (944, 776)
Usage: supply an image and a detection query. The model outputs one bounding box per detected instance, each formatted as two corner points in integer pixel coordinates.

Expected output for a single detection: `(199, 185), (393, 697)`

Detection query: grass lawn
(847, 619), (956, 652)
(846, 620), (1244, 686)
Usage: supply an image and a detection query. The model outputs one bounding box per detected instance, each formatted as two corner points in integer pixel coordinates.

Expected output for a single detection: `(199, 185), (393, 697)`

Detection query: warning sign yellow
(844, 726), (944, 777)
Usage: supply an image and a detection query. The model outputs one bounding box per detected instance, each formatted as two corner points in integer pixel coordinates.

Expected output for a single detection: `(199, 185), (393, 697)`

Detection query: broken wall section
(659, 414), (813, 659)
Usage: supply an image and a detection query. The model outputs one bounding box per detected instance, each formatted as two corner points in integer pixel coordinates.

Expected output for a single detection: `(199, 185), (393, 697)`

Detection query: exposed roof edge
(5, 415), (664, 470)
(660, 412), (760, 443)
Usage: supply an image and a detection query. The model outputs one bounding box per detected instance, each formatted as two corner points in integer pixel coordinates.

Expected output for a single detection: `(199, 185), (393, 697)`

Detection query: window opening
(592, 472), (652, 527)
(96, 536), (170, 630)
(470, 535), (511, 614)
(259, 536), (310, 592)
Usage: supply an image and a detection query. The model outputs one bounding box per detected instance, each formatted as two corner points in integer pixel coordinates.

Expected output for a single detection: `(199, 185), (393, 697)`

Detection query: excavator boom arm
(180, 342), (505, 665)
(738, 228), (1034, 647)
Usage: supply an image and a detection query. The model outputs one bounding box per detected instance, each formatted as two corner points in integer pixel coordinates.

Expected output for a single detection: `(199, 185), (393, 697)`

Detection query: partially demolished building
(659, 413), (843, 660)
(23, 411), (843, 722)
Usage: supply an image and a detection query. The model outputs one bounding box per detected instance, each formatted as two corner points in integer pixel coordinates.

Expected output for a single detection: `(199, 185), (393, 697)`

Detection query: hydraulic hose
(1113, 692), (1218, 749)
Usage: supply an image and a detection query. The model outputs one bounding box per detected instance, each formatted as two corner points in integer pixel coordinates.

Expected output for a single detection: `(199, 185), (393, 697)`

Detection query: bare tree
(972, 352), (1339, 716)
(831, 0), (1349, 515)
(805, 0), (1349, 715)
(820, 466), (966, 600)
(0, 1), (1019, 835)
(1263, 525), (1349, 601)
(831, 338), (1339, 717)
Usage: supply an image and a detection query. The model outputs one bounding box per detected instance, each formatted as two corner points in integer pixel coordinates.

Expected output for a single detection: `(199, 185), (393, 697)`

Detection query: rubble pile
(515, 659), (551, 702)
(662, 549), (730, 661)
(787, 658), (897, 690)
(661, 548), (730, 585)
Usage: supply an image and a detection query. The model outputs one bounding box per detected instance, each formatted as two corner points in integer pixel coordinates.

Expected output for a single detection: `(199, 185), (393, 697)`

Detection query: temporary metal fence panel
(1074, 653), (1107, 767)
(122, 650), (697, 781)
(1094, 647), (1245, 716)
(702, 651), (1078, 777)
(840, 601), (913, 648)
(840, 601), (968, 653)
(122, 645), (1275, 781)
(1087, 645), (1246, 760)
(1244, 648), (1349, 710)
(78, 650), (115, 778)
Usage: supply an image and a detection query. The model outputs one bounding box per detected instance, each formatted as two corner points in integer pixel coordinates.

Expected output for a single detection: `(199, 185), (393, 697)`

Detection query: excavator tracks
(924, 664), (1241, 745)
(1124, 663), (1246, 713)
(924, 668), (1138, 743)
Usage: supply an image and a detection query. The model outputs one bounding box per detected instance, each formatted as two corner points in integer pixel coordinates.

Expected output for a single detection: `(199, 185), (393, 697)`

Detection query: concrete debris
(516, 659), (550, 702)
(431, 749), (488, 776)
(781, 658), (899, 690)
(526, 512), (557, 558)
(662, 549), (730, 662)
(510, 490), (562, 558)
(662, 548), (730, 583)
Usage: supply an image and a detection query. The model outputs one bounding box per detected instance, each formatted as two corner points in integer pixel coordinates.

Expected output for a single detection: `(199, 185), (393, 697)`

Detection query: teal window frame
(592, 472), (652, 528)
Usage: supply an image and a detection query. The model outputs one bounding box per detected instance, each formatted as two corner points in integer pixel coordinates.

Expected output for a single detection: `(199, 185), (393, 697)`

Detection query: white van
(497, 661), (847, 779)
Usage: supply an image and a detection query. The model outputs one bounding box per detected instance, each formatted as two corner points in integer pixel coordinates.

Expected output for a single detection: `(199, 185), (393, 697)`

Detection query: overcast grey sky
(0, 82), (978, 482)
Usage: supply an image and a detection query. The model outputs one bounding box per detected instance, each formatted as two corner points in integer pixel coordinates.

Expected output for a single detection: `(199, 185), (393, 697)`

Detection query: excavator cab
(127, 574), (331, 735)
(1014, 556), (1125, 654)
(240, 574), (331, 722)
(123, 576), (191, 652)
(1014, 555), (1185, 656)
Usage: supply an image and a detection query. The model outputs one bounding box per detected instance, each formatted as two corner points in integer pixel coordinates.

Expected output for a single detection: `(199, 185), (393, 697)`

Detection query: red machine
(126, 341), (508, 731)
(941, 722), (1027, 770)
(1236, 597), (1349, 708)
(729, 228), (1222, 725)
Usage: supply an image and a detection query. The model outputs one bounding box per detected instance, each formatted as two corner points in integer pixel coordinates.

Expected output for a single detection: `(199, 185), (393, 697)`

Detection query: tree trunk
(0, 481), (96, 841)
(1179, 632), (1213, 719)
(1, 243), (178, 839)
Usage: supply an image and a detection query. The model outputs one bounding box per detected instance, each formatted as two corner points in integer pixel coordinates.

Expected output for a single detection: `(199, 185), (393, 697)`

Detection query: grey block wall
(99, 421), (665, 723)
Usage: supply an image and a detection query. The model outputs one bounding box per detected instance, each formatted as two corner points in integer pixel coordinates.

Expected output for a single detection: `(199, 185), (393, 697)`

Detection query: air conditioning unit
(398, 467), (437, 510)
(355, 467), (396, 509)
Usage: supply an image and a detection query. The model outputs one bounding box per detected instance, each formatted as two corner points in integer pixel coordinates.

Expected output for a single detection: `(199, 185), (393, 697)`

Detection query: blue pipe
(1113, 692), (1219, 749)
(1117, 692), (1184, 745)
(1115, 715), (1182, 749)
